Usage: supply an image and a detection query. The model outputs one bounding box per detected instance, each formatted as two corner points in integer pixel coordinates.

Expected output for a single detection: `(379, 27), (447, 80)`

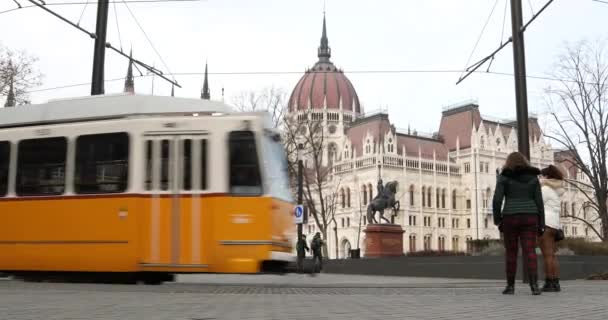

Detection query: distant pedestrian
(296, 235), (309, 273)
(539, 165), (566, 292)
(493, 152), (545, 295)
(310, 232), (324, 273)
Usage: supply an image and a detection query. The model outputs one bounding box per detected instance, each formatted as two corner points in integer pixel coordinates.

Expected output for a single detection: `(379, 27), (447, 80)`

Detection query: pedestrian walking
(310, 232), (324, 273)
(296, 234), (309, 273)
(538, 165), (566, 292)
(493, 152), (545, 295)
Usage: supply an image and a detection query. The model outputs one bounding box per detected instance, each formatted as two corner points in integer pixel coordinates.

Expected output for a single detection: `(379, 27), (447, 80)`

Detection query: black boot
(530, 275), (541, 295)
(541, 278), (554, 292)
(553, 278), (561, 292)
(502, 276), (515, 295)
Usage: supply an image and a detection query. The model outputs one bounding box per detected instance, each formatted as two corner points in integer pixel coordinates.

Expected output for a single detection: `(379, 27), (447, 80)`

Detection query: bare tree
(544, 40), (608, 241)
(231, 86), (287, 128)
(0, 44), (42, 105)
(282, 110), (339, 257)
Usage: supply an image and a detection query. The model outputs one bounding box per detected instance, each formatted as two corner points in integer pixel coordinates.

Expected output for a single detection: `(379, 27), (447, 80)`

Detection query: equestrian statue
(366, 179), (400, 224)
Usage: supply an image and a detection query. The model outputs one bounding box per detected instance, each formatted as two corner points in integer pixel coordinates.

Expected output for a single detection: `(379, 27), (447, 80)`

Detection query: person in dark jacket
(493, 151), (545, 295)
(296, 235), (309, 273)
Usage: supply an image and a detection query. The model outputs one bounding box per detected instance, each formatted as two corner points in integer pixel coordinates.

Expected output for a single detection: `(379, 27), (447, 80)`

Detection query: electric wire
(76, 0), (89, 26)
(460, 0), (501, 80)
(1, 0), (202, 15)
(121, 0), (176, 81)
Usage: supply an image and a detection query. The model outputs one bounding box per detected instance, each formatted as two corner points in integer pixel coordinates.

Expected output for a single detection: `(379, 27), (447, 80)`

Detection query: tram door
(143, 134), (209, 268)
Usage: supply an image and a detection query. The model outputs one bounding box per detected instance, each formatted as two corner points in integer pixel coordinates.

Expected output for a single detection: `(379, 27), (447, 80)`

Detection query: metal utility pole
(297, 144), (304, 242)
(511, 0), (532, 284)
(91, 0), (110, 95)
(510, 0), (530, 159)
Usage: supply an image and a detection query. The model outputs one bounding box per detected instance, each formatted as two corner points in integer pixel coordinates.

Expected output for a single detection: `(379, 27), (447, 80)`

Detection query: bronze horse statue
(366, 180), (400, 224)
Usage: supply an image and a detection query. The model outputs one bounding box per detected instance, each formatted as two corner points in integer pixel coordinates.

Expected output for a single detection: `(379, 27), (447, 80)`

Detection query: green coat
(492, 166), (545, 227)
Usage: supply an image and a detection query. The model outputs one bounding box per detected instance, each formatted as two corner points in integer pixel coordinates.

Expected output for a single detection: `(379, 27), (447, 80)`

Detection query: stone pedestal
(363, 224), (405, 258)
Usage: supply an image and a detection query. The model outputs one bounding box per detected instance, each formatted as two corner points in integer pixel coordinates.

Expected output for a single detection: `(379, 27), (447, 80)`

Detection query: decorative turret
(124, 49), (135, 94)
(201, 61), (210, 100)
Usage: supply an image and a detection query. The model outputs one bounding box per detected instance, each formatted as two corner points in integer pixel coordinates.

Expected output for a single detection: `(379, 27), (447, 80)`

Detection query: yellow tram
(0, 94), (295, 283)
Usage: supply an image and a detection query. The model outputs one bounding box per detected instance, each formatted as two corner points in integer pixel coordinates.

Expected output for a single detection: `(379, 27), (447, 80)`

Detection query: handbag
(554, 228), (565, 242)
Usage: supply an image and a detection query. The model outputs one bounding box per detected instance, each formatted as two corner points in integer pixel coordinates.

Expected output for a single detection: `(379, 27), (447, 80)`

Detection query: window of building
(573, 226), (578, 236)
(452, 237), (459, 252)
(74, 132), (129, 194)
(347, 217), (350, 227)
(436, 188), (440, 208)
(229, 131), (262, 195)
(424, 216), (431, 227)
(572, 203), (576, 217)
(346, 188), (351, 207)
(438, 236), (446, 251)
(341, 218), (344, 228)
(452, 189), (457, 209)
(422, 187), (426, 207)
(0, 141), (9, 197)
(368, 184), (373, 203)
(464, 162), (471, 173)
(340, 188), (345, 208)
(484, 218), (488, 229)
(467, 218), (471, 228)
(409, 234), (417, 252)
(423, 235), (432, 251)
(16, 137), (67, 196)
(441, 189), (446, 209)
(466, 199), (471, 209)
(363, 186), (367, 205)
(427, 188), (432, 208)
(363, 216), (367, 225)
(409, 185), (415, 206)
(466, 236), (473, 252)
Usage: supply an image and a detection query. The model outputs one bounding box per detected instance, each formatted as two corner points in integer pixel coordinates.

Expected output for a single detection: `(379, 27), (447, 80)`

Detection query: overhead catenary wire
(76, 0), (89, 26)
(121, 0), (176, 82)
(25, 68), (593, 94)
(23, 0), (180, 87)
(460, 0), (501, 81)
(0, 0), (203, 15)
(456, 0), (555, 85)
(113, 0), (123, 50)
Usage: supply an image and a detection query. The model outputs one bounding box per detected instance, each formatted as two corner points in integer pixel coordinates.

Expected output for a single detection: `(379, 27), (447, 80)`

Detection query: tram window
(16, 137), (67, 196)
(183, 139), (192, 190)
(201, 139), (207, 190)
(228, 131), (262, 195)
(160, 140), (170, 191)
(74, 132), (129, 194)
(145, 140), (152, 190)
(0, 141), (9, 197)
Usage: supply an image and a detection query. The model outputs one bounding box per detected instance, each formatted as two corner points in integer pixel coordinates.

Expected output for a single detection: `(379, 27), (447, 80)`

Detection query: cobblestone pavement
(1, 274), (607, 320)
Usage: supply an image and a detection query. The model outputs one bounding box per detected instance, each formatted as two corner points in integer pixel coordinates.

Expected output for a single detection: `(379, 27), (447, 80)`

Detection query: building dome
(288, 15), (361, 114)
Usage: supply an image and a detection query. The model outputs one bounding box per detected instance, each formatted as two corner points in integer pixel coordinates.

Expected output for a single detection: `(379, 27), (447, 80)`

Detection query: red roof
(288, 61), (361, 113)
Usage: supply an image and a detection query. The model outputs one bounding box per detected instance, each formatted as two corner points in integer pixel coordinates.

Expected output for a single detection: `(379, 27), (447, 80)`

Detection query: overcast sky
(1, 0), (607, 133)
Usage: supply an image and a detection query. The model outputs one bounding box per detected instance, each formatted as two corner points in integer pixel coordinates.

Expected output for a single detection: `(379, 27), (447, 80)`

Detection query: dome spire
(317, 13), (331, 62)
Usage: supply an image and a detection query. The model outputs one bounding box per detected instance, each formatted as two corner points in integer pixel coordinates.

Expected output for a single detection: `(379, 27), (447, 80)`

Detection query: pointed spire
(317, 13), (331, 62)
(201, 60), (210, 100)
(4, 77), (15, 108)
(124, 48), (135, 94)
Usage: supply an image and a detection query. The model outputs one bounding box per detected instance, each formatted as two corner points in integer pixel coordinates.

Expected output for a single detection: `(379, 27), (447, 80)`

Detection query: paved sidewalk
(1, 274), (607, 320)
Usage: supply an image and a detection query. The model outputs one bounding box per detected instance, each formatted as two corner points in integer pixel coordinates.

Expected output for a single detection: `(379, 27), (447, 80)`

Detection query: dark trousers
(296, 255), (305, 272)
(312, 254), (323, 272)
(503, 215), (539, 280)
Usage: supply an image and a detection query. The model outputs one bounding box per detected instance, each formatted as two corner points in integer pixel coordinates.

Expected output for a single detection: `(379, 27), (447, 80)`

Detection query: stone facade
(289, 15), (601, 259)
